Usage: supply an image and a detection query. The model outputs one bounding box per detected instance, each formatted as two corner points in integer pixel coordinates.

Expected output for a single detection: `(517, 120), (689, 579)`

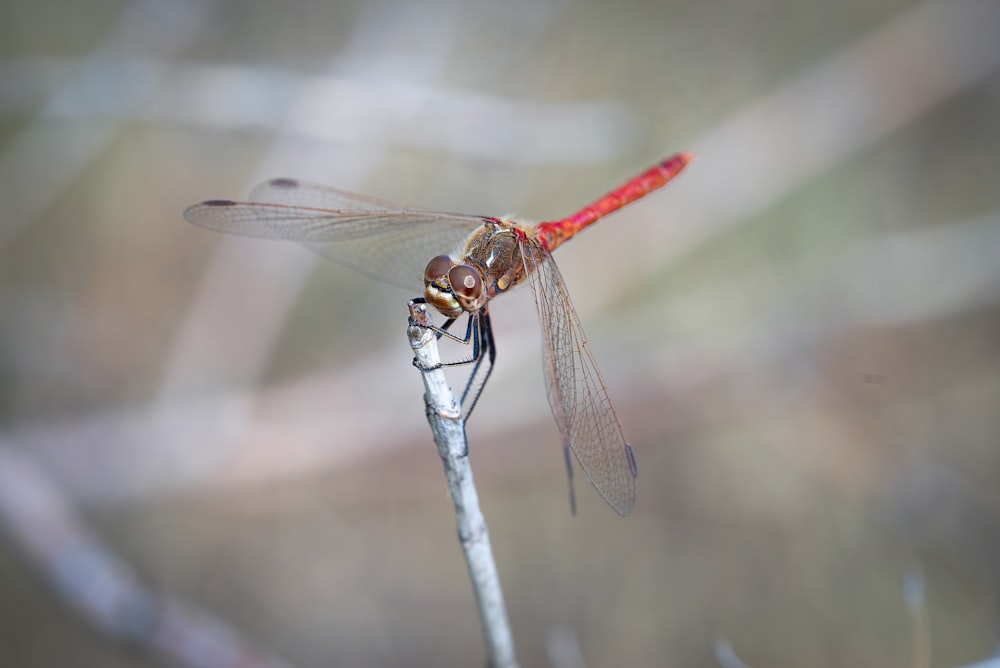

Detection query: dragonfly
(184, 153), (693, 516)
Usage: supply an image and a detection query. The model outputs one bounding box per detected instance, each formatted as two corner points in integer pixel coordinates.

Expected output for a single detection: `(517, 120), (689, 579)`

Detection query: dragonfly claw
(413, 358), (443, 372)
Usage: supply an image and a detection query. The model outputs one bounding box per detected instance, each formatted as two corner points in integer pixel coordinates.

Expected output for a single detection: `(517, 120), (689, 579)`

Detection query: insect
(184, 153), (693, 515)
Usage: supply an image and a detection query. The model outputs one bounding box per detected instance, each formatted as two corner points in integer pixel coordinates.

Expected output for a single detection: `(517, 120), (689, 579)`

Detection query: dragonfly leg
(429, 315), (474, 345)
(459, 310), (496, 421)
(409, 297), (475, 345)
(410, 314), (479, 373)
(408, 305), (496, 422)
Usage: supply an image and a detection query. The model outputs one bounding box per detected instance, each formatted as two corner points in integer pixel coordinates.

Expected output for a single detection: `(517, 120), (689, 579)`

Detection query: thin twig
(407, 301), (519, 668)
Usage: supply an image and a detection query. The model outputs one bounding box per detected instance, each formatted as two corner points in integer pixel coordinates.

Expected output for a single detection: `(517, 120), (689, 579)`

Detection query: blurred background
(1, 0), (999, 666)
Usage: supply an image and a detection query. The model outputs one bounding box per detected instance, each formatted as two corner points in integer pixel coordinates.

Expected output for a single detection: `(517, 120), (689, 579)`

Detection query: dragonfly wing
(248, 177), (411, 211)
(521, 239), (637, 516)
(184, 200), (484, 292)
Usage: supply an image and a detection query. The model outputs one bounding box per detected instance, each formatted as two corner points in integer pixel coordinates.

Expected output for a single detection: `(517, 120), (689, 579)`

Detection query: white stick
(407, 301), (519, 668)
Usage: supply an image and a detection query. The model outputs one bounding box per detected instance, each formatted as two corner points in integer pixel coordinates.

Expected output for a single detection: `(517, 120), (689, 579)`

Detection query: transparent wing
(184, 178), (485, 292)
(248, 177), (412, 211)
(521, 238), (637, 516)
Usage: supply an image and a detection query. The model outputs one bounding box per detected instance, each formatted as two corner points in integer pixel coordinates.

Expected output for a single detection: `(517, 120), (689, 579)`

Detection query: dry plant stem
(407, 301), (519, 668)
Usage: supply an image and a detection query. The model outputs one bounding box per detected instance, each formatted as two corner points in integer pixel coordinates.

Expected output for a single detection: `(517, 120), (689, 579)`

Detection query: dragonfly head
(423, 254), (487, 317)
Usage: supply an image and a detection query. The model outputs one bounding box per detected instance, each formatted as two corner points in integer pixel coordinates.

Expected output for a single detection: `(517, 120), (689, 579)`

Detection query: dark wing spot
(203, 199), (237, 206)
(268, 178), (300, 189)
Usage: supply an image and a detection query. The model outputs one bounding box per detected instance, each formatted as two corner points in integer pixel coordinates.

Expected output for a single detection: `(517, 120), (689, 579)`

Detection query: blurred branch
(545, 627), (586, 668)
(902, 566), (930, 668)
(407, 301), (518, 668)
(0, 443), (297, 668)
(713, 639), (754, 668)
(957, 651), (1000, 668)
(0, 58), (634, 166)
(626, 0), (1000, 289)
(0, 0), (214, 248)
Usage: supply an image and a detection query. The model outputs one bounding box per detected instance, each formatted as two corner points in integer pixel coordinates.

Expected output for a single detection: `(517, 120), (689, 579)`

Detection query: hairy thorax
(423, 218), (532, 318)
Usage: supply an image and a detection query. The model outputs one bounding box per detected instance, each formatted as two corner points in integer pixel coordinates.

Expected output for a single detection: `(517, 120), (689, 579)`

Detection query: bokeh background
(2, 0), (999, 666)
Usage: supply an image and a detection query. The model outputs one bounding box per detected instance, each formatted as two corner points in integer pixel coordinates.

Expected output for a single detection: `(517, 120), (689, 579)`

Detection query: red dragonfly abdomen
(535, 152), (694, 252)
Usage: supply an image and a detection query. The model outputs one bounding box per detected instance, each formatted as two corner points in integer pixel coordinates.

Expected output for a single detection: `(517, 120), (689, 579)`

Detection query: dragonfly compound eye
(424, 255), (454, 283)
(448, 265), (485, 309)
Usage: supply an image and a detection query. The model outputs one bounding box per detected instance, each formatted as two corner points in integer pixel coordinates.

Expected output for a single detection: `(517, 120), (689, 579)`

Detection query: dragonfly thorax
(422, 220), (528, 318)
